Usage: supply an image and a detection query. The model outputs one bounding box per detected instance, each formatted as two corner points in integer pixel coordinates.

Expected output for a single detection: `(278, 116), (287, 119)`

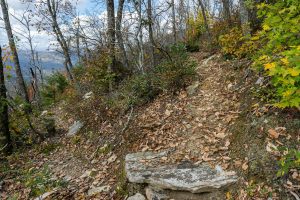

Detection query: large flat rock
(125, 151), (238, 193)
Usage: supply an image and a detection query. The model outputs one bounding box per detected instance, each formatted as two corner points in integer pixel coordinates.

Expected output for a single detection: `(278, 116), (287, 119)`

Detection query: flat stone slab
(125, 151), (238, 193)
(67, 121), (84, 136)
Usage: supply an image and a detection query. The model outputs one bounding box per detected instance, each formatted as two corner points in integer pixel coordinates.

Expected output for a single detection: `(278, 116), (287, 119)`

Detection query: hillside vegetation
(0, 0), (299, 199)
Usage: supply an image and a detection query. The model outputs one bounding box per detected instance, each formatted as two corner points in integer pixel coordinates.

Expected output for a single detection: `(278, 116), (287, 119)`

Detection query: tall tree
(11, 8), (42, 105)
(0, 46), (12, 154)
(197, 0), (211, 41)
(0, 0), (30, 104)
(106, 0), (116, 91)
(45, 0), (74, 81)
(239, 0), (250, 35)
(221, 0), (231, 25)
(147, 0), (155, 67)
(116, 0), (129, 69)
(171, 0), (177, 43)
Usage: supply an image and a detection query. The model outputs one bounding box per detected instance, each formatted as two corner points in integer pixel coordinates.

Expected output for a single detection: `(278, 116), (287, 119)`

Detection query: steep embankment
(1, 52), (299, 200)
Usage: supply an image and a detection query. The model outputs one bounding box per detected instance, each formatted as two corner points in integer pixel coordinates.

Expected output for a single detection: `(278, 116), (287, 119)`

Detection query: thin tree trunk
(239, 0), (250, 35)
(171, 0), (177, 43)
(138, 0), (144, 73)
(0, 0), (30, 105)
(47, 0), (74, 81)
(222, 0), (231, 25)
(0, 46), (12, 154)
(116, 0), (129, 69)
(198, 0), (211, 41)
(107, 0), (116, 91)
(147, 0), (155, 68)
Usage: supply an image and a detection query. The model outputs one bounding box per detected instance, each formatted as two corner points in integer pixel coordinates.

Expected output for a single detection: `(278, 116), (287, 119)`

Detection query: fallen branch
(0, 144), (7, 151)
(290, 191), (300, 200)
(121, 106), (134, 134)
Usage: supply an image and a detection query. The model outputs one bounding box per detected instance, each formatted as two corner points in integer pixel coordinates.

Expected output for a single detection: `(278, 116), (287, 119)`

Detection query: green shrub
(41, 72), (69, 106)
(106, 44), (196, 111)
(277, 148), (300, 177)
(219, 27), (259, 59)
(22, 166), (66, 197)
(155, 43), (197, 91)
(253, 0), (300, 108)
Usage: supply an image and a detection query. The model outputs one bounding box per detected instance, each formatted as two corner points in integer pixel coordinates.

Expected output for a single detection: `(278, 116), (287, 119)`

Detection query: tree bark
(107, 0), (116, 91)
(171, 0), (177, 43)
(0, 46), (12, 155)
(221, 0), (231, 25)
(147, 0), (155, 68)
(47, 0), (74, 81)
(198, 0), (211, 41)
(137, 0), (144, 73)
(116, 0), (129, 69)
(0, 0), (30, 105)
(239, 0), (250, 35)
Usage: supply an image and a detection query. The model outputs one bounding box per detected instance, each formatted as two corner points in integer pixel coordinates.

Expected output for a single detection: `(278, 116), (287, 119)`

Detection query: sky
(0, 0), (97, 51)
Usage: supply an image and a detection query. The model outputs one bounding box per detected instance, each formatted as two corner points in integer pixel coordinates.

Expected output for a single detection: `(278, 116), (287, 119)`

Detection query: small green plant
(277, 148), (300, 177)
(38, 142), (60, 155)
(155, 43), (197, 91)
(23, 166), (67, 197)
(41, 72), (69, 106)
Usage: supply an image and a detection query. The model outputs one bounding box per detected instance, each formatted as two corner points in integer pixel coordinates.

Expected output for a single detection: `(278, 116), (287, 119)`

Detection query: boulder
(145, 186), (224, 200)
(186, 81), (200, 96)
(125, 151), (238, 194)
(127, 193), (146, 200)
(83, 91), (93, 100)
(67, 121), (84, 136)
(87, 185), (110, 196)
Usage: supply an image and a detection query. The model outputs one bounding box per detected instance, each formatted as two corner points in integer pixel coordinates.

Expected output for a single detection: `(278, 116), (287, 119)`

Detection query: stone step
(125, 150), (238, 200)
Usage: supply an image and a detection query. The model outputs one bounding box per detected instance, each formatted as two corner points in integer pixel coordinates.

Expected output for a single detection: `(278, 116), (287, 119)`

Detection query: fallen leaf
(242, 162), (248, 171)
(268, 129), (279, 139)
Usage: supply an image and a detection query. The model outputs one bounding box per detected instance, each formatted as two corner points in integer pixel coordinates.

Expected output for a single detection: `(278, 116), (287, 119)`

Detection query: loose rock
(125, 151), (238, 193)
(127, 193), (146, 200)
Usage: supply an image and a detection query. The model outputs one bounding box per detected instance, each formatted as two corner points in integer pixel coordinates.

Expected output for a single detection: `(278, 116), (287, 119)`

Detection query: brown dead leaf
(215, 132), (226, 139)
(268, 129), (279, 139)
(242, 162), (248, 171)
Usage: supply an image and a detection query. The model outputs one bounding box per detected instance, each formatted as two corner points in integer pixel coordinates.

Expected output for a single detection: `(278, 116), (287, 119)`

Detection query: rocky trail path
(1, 52), (252, 200)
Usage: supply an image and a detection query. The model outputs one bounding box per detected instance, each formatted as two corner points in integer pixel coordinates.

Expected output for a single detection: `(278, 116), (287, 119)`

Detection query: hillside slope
(1, 52), (299, 200)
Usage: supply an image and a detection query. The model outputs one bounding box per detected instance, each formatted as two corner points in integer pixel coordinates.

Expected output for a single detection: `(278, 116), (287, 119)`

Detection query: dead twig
(290, 191), (300, 200)
(121, 106), (134, 134)
(0, 144), (8, 151)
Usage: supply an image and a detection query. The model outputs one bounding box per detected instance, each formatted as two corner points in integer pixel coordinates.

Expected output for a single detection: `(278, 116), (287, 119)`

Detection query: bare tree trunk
(239, 0), (250, 35)
(107, 0), (116, 91)
(0, 46), (12, 155)
(116, 0), (129, 69)
(0, 0), (30, 105)
(147, 0), (155, 68)
(198, 0), (211, 41)
(47, 0), (74, 81)
(138, 0), (144, 73)
(171, 0), (177, 43)
(221, 0), (231, 25)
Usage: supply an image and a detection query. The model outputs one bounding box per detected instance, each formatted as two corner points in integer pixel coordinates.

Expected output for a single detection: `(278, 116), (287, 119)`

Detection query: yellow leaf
(288, 68), (300, 76)
(263, 24), (270, 31)
(264, 62), (276, 70)
(281, 58), (289, 65)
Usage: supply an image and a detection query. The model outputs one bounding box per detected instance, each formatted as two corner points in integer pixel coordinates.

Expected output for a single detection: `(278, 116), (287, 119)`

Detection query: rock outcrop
(125, 151), (238, 199)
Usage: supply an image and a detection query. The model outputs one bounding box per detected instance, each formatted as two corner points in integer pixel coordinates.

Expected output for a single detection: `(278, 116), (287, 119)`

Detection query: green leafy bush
(23, 166), (66, 197)
(277, 148), (300, 177)
(155, 44), (197, 91)
(253, 0), (300, 108)
(107, 43), (197, 110)
(219, 27), (259, 59)
(41, 72), (69, 106)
